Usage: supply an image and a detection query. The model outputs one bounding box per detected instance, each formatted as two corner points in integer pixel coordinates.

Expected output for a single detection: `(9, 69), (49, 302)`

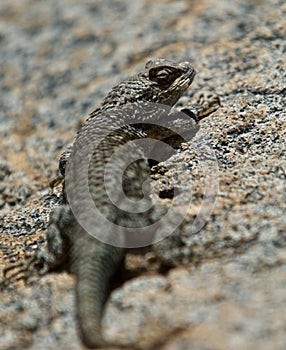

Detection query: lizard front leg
(181, 92), (221, 122)
(152, 94), (220, 267)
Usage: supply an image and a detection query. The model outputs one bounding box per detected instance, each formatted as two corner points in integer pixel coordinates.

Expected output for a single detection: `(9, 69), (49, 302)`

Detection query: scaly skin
(1, 59), (220, 348)
(60, 59), (196, 347)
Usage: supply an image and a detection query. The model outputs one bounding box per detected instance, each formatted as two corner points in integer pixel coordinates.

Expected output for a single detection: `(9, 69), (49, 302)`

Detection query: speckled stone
(0, 0), (285, 349)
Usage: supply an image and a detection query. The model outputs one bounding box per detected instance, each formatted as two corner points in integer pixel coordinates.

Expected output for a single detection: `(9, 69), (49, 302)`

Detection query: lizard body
(1, 59), (220, 348)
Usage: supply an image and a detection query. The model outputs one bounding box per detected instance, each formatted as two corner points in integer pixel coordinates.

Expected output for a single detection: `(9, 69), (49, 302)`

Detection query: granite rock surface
(0, 0), (285, 349)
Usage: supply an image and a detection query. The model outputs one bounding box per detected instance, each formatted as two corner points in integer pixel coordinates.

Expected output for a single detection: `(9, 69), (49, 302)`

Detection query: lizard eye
(149, 68), (170, 81)
(155, 69), (169, 80)
(148, 67), (180, 86)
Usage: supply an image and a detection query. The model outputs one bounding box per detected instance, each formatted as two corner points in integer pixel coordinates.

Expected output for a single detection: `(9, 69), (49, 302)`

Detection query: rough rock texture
(0, 0), (285, 349)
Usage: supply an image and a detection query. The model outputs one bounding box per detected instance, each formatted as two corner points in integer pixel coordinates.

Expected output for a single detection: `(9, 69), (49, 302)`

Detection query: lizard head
(143, 58), (196, 106)
(101, 59), (195, 109)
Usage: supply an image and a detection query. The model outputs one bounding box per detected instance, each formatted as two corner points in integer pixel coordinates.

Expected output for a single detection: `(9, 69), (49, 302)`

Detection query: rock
(0, 0), (285, 349)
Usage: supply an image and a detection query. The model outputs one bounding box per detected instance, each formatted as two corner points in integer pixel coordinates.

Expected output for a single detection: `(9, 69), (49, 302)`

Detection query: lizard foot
(0, 253), (49, 288)
(49, 174), (64, 189)
(183, 92), (221, 122)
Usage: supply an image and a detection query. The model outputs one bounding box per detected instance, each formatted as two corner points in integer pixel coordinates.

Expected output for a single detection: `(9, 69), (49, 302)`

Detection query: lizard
(1, 58), (220, 348)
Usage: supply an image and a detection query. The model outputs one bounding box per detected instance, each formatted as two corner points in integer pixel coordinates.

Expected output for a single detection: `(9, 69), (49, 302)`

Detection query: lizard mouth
(181, 65), (196, 88)
(171, 65), (196, 94)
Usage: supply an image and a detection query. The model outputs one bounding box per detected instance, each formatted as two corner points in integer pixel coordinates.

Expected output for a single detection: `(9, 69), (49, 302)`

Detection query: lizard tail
(70, 229), (124, 348)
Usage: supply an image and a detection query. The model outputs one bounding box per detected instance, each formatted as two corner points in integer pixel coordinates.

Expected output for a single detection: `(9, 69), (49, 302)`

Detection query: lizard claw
(49, 174), (64, 189)
(0, 255), (48, 288)
(186, 92), (221, 121)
